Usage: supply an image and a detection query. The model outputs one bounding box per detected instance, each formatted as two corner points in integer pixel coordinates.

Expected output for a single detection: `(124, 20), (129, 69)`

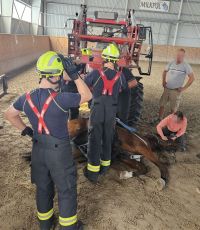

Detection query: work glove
(21, 126), (33, 138)
(58, 54), (79, 81)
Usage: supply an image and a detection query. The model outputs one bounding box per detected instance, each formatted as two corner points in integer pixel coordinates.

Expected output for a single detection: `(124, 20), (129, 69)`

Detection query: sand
(0, 62), (200, 230)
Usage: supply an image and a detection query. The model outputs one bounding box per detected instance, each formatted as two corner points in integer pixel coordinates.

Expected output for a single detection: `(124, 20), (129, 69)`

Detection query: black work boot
(77, 220), (84, 230)
(99, 166), (110, 176)
(83, 167), (98, 184)
(60, 220), (84, 230)
(40, 215), (55, 230)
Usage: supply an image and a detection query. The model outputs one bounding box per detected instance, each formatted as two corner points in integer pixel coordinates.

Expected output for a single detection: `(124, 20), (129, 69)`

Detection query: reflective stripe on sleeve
(87, 163), (100, 172)
(100, 159), (111, 167)
(37, 208), (54, 221)
(59, 214), (77, 227)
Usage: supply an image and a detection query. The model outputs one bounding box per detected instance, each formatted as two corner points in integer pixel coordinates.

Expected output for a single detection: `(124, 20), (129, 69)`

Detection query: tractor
(65, 4), (153, 125)
(62, 5), (169, 183)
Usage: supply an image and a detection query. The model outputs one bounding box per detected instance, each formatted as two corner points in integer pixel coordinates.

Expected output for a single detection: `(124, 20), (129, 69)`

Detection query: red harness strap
(98, 69), (121, 96)
(26, 92), (57, 135)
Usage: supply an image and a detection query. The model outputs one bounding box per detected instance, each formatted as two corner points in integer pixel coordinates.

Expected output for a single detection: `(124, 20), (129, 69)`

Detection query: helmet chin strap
(39, 75), (62, 92)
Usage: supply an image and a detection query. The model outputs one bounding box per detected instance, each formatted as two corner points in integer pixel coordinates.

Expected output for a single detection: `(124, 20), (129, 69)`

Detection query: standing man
(157, 111), (187, 151)
(5, 51), (92, 230)
(157, 48), (194, 121)
(84, 44), (127, 183)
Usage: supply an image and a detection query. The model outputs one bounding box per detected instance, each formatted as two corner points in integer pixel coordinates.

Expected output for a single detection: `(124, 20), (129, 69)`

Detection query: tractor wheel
(127, 81), (144, 126)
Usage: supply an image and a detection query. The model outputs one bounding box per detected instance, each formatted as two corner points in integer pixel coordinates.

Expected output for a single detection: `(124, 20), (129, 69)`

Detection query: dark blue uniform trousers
(31, 134), (77, 230)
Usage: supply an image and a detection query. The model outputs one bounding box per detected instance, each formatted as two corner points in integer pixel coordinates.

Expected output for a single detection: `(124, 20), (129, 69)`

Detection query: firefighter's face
(176, 50), (185, 63)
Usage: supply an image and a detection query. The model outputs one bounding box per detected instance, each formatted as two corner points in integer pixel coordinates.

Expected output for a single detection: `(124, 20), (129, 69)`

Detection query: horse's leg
(137, 146), (169, 182)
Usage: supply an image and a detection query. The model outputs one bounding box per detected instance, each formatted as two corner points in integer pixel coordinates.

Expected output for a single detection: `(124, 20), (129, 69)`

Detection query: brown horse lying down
(68, 118), (169, 182)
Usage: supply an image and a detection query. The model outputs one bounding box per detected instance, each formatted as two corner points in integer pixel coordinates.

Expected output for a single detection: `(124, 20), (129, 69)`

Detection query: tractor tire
(127, 81), (144, 126)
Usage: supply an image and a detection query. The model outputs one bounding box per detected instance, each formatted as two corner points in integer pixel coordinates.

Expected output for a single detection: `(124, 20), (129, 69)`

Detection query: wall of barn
(0, 34), (199, 76)
(48, 36), (200, 65)
(0, 34), (50, 75)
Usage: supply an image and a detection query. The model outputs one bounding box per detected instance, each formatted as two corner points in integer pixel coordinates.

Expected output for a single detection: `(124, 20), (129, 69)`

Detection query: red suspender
(26, 92), (57, 135)
(98, 69), (121, 96)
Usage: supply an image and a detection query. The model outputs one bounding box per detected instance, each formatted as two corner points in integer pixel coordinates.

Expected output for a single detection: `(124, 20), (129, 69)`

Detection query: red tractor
(66, 4), (153, 125)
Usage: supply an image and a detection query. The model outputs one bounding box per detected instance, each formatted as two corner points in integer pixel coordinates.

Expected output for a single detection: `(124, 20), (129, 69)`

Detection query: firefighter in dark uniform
(83, 44), (127, 183)
(5, 51), (92, 230)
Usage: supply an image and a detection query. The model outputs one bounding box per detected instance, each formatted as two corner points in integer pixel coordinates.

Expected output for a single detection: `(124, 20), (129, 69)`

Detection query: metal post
(0, 74), (8, 98)
(157, 23), (161, 44)
(173, 0), (183, 46)
(32, 0), (42, 35)
(124, 0), (129, 15)
(167, 23), (172, 45)
(14, 1), (26, 34)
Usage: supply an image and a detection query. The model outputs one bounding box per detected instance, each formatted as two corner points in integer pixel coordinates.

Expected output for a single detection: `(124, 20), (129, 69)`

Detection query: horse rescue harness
(92, 69), (122, 96)
(26, 91), (57, 135)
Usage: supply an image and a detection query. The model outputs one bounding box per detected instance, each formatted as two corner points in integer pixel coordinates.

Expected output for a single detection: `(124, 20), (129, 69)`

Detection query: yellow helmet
(36, 51), (64, 78)
(102, 44), (120, 62)
(81, 48), (92, 56)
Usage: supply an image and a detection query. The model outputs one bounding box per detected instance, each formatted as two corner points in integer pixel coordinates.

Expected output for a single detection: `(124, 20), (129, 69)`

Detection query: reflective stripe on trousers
(59, 214), (78, 227)
(100, 159), (111, 167)
(37, 208), (54, 221)
(87, 163), (100, 172)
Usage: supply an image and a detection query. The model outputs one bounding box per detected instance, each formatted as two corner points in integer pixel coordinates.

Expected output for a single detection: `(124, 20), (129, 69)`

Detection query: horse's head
(145, 134), (178, 153)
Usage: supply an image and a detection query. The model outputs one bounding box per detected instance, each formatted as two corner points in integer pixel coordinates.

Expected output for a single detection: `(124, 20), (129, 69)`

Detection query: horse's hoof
(119, 171), (133, 180)
(155, 178), (166, 190)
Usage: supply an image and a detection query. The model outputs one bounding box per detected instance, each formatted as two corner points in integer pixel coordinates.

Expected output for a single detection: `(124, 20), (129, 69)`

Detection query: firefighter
(4, 51), (92, 230)
(83, 44), (127, 183)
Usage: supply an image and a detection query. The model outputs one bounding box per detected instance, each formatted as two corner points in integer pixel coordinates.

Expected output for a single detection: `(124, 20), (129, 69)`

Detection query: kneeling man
(157, 111), (187, 151)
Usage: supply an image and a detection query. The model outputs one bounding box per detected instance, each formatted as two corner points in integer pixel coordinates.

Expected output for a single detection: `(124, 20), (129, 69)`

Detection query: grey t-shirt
(165, 60), (193, 89)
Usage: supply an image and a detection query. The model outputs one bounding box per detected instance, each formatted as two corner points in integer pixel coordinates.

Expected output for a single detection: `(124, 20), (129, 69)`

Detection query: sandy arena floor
(0, 62), (200, 230)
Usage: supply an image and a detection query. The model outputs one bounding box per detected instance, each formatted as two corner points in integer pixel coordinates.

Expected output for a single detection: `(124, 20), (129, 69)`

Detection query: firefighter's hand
(62, 57), (79, 80)
(21, 126), (33, 138)
(104, 62), (114, 70)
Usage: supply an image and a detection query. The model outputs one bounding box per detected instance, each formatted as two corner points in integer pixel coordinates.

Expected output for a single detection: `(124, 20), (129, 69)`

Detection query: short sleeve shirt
(84, 68), (128, 102)
(165, 60), (193, 89)
(13, 88), (81, 139)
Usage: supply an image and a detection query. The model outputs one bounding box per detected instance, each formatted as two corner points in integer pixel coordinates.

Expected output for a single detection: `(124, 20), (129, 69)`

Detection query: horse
(68, 118), (170, 183)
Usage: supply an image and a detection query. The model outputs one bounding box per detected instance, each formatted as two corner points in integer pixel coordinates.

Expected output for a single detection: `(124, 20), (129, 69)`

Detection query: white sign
(139, 0), (170, 12)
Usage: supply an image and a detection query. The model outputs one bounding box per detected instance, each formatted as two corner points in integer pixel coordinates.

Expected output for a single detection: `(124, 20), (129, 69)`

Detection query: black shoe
(40, 215), (55, 230)
(77, 220), (84, 230)
(60, 220), (84, 230)
(99, 166), (109, 175)
(83, 167), (98, 184)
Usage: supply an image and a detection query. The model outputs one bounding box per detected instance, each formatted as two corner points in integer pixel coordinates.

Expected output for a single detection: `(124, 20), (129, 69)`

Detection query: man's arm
(162, 70), (168, 88)
(128, 79), (137, 89)
(176, 118), (187, 138)
(179, 72), (194, 92)
(156, 117), (169, 141)
(74, 77), (92, 104)
(4, 106), (26, 131)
